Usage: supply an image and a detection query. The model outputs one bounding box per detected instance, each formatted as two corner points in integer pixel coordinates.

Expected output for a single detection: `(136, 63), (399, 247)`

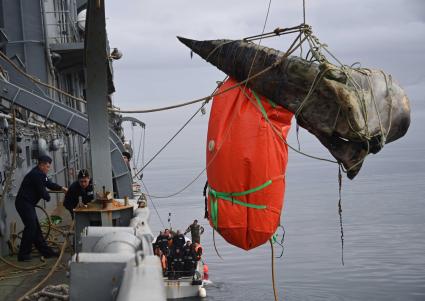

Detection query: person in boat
(154, 245), (168, 275)
(15, 155), (67, 262)
(63, 169), (94, 219)
(183, 240), (196, 276)
(192, 242), (203, 262)
(154, 231), (164, 249)
(158, 229), (172, 260)
(172, 229), (185, 252)
(170, 247), (184, 279)
(184, 219), (204, 244)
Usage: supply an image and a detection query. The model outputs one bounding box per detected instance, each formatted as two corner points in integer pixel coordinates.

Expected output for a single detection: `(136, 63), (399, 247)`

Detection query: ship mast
(84, 0), (113, 194)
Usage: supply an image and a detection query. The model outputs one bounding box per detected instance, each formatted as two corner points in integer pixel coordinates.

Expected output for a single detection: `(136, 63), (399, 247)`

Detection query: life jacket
(206, 78), (293, 250)
(192, 243), (203, 261)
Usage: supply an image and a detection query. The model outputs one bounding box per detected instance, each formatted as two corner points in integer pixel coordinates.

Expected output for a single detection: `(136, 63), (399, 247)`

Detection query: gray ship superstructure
(0, 1), (168, 300)
(0, 0), (130, 254)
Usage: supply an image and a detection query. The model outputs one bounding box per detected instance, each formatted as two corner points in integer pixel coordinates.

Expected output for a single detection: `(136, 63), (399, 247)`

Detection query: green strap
(208, 180), (272, 229)
(266, 98), (277, 108)
(210, 198), (219, 229)
(252, 91), (277, 116)
(252, 91), (268, 120)
(272, 233), (278, 243)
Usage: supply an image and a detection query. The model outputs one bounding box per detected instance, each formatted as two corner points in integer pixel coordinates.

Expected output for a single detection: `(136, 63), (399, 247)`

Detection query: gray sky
(103, 0), (424, 172)
(105, 0), (424, 105)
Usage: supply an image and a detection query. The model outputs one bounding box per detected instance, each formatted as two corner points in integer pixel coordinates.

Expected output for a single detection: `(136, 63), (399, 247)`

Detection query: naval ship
(0, 1), (206, 300)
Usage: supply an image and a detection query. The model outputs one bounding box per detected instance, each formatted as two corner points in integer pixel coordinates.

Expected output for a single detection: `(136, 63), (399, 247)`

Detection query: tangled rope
(16, 221), (74, 301)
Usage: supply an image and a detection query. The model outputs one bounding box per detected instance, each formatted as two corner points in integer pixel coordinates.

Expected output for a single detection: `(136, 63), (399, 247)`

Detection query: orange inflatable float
(206, 78), (293, 250)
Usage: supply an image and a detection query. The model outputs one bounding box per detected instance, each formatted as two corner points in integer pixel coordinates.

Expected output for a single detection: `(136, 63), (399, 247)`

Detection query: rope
(135, 26), (351, 201)
(134, 32), (309, 199)
(111, 96), (211, 114)
(132, 100), (208, 180)
(0, 51), (86, 104)
(271, 225), (286, 258)
(0, 256), (47, 271)
(142, 126), (146, 166)
(36, 205), (52, 241)
(212, 228), (223, 260)
(245, 0), (273, 93)
(16, 221), (74, 301)
(113, 27), (309, 115)
(140, 180), (166, 228)
(132, 77), (226, 181)
(243, 88), (337, 164)
(135, 126), (145, 171)
(270, 239), (279, 301)
(0, 108), (17, 210)
(338, 165), (344, 266)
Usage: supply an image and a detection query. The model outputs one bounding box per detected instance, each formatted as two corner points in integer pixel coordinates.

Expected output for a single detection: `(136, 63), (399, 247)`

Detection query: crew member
(63, 169), (94, 219)
(172, 230), (185, 252)
(171, 248), (184, 279)
(15, 155), (67, 261)
(158, 230), (169, 251)
(184, 219), (204, 244)
(122, 151), (132, 172)
(154, 231), (164, 250)
(183, 240), (195, 275)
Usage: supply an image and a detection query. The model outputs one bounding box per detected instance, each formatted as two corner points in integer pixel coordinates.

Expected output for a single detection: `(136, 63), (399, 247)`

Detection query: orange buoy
(206, 78), (293, 250)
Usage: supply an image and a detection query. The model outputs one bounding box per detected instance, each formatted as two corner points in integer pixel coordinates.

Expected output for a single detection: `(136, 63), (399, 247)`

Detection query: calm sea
(136, 91), (425, 300)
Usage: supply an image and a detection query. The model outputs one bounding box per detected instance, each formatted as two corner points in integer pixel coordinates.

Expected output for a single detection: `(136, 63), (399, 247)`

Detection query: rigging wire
(141, 0), (272, 200)
(0, 51), (86, 104)
(133, 29), (308, 181)
(142, 126), (146, 166)
(132, 100), (208, 180)
(140, 180), (166, 228)
(245, 0), (272, 92)
(135, 126), (144, 172)
(111, 25), (308, 115)
(137, 30), (344, 200)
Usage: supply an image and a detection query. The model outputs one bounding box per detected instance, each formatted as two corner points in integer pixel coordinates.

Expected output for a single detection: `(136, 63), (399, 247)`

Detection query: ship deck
(0, 204), (72, 301)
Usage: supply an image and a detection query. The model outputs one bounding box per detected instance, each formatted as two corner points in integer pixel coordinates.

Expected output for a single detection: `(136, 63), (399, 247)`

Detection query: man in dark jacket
(184, 219), (204, 244)
(63, 169), (94, 219)
(183, 240), (196, 275)
(15, 155), (67, 261)
(172, 230), (186, 252)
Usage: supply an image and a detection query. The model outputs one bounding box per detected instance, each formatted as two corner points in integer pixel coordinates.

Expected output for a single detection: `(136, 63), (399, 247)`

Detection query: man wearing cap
(122, 151), (132, 172)
(63, 169), (94, 219)
(15, 155), (67, 261)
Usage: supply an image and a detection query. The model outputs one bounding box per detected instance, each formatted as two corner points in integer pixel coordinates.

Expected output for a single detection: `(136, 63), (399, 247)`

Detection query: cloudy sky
(105, 0), (424, 105)
(103, 0), (424, 173)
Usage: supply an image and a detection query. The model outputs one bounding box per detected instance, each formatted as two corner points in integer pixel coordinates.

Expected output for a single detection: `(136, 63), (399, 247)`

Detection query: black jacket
(63, 180), (94, 211)
(172, 234), (186, 250)
(16, 167), (62, 205)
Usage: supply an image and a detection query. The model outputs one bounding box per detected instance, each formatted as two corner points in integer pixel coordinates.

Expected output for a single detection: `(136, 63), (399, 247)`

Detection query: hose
(0, 255), (46, 271)
(16, 221), (74, 301)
